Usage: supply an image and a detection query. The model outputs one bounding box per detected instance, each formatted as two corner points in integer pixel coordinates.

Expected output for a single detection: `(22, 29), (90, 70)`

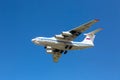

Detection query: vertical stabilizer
(82, 28), (103, 45)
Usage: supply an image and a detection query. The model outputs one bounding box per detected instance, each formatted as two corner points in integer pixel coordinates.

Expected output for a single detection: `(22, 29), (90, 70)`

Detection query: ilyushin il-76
(32, 19), (103, 62)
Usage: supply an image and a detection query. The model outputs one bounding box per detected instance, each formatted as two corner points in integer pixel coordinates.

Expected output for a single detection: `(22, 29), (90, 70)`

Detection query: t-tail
(81, 28), (103, 46)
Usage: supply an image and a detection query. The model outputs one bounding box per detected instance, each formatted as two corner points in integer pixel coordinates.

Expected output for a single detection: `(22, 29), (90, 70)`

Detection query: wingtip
(96, 28), (103, 33)
(99, 28), (104, 31)
(95, 28), (103, 32)
(94, 19), (100, 22)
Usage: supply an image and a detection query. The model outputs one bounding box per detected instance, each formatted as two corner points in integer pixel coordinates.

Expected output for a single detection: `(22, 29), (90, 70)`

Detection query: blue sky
(0, 0), (120, 80)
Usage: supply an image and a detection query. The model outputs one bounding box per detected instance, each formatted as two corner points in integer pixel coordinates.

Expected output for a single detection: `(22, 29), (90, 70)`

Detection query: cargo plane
(32, 19), (102, 62)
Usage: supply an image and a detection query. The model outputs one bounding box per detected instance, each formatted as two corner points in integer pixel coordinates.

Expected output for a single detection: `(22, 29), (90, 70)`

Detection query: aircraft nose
(32, 38), (40, 45)
(32, 39), (36, 42)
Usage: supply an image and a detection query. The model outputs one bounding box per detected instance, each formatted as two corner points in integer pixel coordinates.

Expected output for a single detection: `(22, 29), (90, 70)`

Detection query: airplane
(32, 19), (103, 62)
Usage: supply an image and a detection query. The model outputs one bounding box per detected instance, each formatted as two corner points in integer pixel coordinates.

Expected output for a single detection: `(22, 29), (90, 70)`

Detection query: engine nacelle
(46, 50), (53, 54)
(46, 46), (53, 54)
(46, 46), (52, 49)
(55, 35), (64, 39)
(62, 31), (72, 36)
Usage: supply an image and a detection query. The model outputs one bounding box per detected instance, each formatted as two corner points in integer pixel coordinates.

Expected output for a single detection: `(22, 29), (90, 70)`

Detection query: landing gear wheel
(64, 51), (67, 54)
(65, 45), (69, 49)
(60, 50), (64, 53)
(44, 46), (46, 49)
(69, 46), (72, 49)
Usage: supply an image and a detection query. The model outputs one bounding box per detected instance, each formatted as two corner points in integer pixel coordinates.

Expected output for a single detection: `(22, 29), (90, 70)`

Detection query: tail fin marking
(82, 28), (103, 45)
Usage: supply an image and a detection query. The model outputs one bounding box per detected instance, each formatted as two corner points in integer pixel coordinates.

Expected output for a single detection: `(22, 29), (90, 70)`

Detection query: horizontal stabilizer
(82, 28), (103, 45)
(86, 28), (103, 35)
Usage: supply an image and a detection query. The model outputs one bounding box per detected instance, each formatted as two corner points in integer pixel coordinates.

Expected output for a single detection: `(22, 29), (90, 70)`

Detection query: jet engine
(46, 46), (53, 54)
(62, 31), (72, 36)
(46, 50), (53, 54)
(55, 35), (64, 39)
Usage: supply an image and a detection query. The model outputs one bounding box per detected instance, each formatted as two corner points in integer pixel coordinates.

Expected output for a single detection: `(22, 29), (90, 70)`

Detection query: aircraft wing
(45, 46), (63, 62)
(55, 19), (99, 41)
(52, 52), (62, 62)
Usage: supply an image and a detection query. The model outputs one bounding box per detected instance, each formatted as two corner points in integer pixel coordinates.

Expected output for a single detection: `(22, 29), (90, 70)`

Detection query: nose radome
(32, 39), (35, 42)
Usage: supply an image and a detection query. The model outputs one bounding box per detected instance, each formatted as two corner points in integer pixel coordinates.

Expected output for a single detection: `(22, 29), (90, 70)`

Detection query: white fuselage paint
(32, 37), (94, 50)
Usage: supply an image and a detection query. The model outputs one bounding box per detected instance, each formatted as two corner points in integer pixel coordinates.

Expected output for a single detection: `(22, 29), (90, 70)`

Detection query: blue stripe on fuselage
(40, 38), (71, 44)
(40, 37), (90, 46)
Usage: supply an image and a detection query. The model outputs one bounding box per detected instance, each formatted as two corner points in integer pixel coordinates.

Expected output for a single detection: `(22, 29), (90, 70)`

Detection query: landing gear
(69, 46), (72, 49)
(53, 49), (60, 52)
(64, 50), (67, 54)
(53, 49), (64, 54)
(60, 50), (64, 53)
(65, 45), (72, 49)
(44, 46), (46, 49)
(54, 50), (67, 54)
(65, 45), (69, 49)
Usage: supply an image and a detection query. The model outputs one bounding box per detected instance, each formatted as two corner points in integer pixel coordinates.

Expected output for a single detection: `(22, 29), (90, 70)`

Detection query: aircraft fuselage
(32, 37), (93, 50)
